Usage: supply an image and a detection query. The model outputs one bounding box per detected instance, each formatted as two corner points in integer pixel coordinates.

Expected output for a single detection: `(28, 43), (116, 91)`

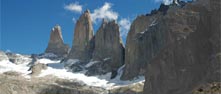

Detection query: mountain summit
(68, 10), (94, 62)
(45, 24), (69, 57)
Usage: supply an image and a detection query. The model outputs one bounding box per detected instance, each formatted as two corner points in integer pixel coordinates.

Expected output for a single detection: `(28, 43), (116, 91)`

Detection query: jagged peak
(50, 24), (63, 42)
(77, 9), (92, 23)
(85, 9), (90, 13)
(110, 20), (117, 24)
(54, 24), (61, 30)
(52, 24), (61, 31)
(102, 18), (108, 24)
(83, 9), (91, 16)
(101, 18), (118, 26)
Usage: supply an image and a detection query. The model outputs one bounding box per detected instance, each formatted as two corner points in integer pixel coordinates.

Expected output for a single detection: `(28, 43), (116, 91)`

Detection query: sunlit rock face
(68, 10), (94, 62)
(86, 19), (124, 76)
(45, 25), (69, 57)
(143, 0), (221, 94)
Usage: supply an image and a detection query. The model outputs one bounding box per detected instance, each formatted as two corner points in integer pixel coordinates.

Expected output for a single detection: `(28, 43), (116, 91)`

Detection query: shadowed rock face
(87, 19), (124, 76)
(121, 14), (162, 80)
(45, 25), (69, 57)
(68, 10), (94, 62)
(143, 0), (221, 94)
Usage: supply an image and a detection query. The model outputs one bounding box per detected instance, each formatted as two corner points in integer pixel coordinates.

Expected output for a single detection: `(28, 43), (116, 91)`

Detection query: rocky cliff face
(68, 10), (94, 62)
(45, 25), (69, 57)
(121, 14), (162, 80)
(143, 0), (221, 94)
(86, 19), (124, 77)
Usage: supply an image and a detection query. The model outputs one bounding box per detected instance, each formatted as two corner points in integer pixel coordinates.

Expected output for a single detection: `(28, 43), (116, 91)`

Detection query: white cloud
(91, 2), (118, 23)
(154, 0), (173, 5)
(119, 18), (131, 37)
(64, 2), (83, 13)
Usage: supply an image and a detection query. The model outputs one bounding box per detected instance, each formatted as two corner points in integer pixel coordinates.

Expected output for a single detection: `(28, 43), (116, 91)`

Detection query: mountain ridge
(0, 0), (220, 94)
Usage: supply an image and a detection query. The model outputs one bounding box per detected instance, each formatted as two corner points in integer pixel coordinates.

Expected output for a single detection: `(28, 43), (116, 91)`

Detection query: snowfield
(0, 60), (31, 78)
(0, 56), (144, 89)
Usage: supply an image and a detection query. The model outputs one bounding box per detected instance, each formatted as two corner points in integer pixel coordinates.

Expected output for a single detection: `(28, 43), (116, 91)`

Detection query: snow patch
(38, 53), (58, 58)
(0, 60), (31, 76)
(149, 19), (158, 27)
(85, 61), (99, 68)
(38, 67), (111, 88)
(63, 59), (79, 67)
(107, 65), (145, 88)
(140, 31), (145, 34)
(103, 57), (111, 61)
(38, 58), (60, 64)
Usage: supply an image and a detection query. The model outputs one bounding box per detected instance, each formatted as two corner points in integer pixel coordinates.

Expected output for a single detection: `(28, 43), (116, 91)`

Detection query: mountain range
(0, 0), (220, 94)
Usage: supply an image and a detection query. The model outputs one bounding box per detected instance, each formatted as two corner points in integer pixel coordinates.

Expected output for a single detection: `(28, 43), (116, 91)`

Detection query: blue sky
(1, 0), (173, 54)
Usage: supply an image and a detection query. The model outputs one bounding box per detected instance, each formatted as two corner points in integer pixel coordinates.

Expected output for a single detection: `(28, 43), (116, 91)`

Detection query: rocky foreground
(0, 71), (106, 94)
(0, 71), (144, 94)
(0, 51), (144, 94)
